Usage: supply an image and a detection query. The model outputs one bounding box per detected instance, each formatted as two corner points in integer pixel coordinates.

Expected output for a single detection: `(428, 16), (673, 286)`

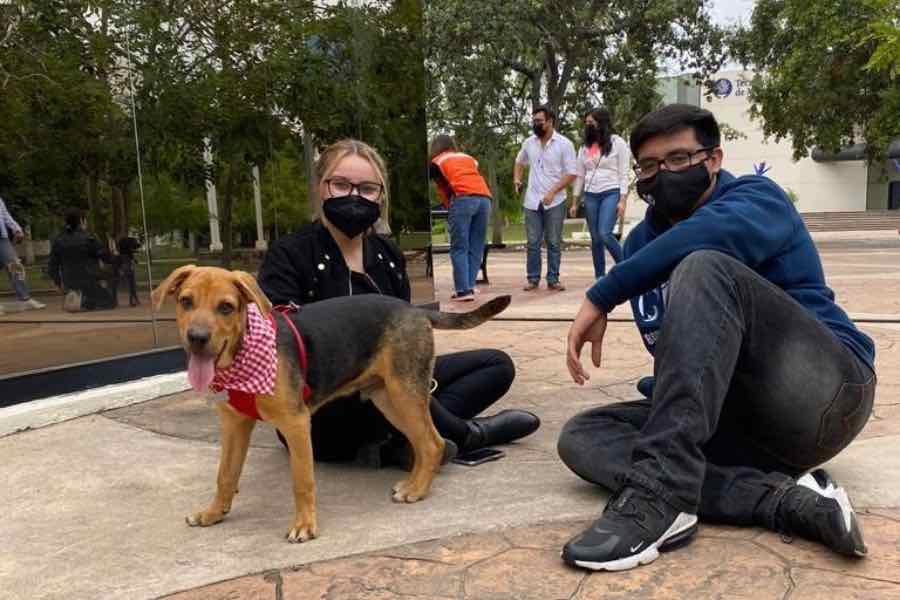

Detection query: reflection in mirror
(126, 0), (432, 330)
(0, 0), (432, 387)
(0, 2), (158, 377)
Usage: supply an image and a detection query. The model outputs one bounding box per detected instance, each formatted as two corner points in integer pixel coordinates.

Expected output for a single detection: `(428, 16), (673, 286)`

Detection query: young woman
(428, 135), (492, 301)
(572, 107), (630, 278)
(258, 139), (539, 465)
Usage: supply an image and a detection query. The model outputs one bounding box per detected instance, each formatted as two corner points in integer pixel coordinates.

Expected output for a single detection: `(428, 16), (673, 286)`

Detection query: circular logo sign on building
(712, 78), (733, 98)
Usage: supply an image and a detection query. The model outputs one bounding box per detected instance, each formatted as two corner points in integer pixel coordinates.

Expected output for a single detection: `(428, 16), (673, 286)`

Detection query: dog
(152, 265), (511, 542)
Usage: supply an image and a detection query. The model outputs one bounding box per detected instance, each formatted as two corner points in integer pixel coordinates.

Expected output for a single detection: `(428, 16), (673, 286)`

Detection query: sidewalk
(2, 240), (899, 599)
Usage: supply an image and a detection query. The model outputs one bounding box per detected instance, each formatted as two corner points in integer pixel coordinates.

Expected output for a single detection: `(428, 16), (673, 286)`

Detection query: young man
(558, 104), (876, 571)
(47, 210), (117, 311)
(0, 196), (46, 315)
(514, 105), (577, 291)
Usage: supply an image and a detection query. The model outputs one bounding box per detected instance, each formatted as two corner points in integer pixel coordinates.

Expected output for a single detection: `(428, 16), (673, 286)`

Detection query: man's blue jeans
(448, 195), (491, 294)
(558, 251), (875, 527)
(583, 189), (623, 278)
(524, 201), (566, 284)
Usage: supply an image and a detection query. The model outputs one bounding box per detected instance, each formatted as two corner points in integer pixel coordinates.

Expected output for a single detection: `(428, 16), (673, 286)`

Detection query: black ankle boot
(462, 409), (540, 452)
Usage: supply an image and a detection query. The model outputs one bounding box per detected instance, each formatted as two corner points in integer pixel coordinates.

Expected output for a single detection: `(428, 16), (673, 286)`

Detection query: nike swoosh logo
(630, 542), (644, 552)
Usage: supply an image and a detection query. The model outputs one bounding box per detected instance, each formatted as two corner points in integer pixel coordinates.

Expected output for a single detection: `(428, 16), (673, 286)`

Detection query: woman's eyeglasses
(325, 177), (384, 201)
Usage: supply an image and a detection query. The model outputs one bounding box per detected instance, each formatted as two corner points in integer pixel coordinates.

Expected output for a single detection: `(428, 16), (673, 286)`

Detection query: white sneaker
(24, 298), (46, 310)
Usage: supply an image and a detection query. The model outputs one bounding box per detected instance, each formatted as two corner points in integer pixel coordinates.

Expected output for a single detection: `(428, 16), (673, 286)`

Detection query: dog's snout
(187, 327), (211, 346)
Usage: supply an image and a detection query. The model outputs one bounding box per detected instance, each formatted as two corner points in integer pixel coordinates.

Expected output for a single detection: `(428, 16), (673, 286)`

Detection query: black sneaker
(562, 486), (698, 571)
(776, 468), (867, 557)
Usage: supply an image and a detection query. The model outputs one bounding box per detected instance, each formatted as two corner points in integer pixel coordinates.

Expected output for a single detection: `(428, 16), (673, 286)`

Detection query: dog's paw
(391, 480), (427, 503)
(286, 522), (318, 543)
(185, 509), (225, 527)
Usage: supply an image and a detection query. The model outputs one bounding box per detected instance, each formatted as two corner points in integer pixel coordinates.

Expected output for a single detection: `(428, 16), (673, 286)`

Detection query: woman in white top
(572, 107), (630, 278)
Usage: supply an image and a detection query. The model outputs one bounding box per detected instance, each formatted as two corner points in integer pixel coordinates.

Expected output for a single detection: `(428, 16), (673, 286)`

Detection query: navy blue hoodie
(585, 170), (875, 370)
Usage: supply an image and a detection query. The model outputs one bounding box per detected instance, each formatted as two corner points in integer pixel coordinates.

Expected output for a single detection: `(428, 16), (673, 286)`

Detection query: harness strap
(273, 305), (313, 404)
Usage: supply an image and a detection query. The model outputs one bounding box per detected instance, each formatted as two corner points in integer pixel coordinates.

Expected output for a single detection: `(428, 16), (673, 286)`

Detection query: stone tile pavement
(2, 232), (899, 599)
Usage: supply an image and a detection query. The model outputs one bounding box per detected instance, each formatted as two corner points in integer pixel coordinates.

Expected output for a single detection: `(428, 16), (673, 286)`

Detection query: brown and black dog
(152, 265), (511, 542)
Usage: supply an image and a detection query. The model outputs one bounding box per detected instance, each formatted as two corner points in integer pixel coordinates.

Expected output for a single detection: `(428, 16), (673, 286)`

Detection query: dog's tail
(423, 295), (511, 330)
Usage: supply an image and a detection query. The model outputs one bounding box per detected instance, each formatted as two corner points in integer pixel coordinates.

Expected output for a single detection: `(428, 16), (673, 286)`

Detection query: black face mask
(583, 125), (598, 145)
(323, 195), (381, 239)
(636, 162), (712, 223)
(532, 123), (546, 137)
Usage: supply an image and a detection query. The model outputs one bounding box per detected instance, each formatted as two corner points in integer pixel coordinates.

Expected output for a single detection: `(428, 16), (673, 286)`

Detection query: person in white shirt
(572, 107), (630, 279)
(0, 196), (46, 315)
(513, 105), (578, 291)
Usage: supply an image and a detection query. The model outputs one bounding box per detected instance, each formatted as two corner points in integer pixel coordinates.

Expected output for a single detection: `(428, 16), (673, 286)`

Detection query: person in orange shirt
(429, 135), (493, 301)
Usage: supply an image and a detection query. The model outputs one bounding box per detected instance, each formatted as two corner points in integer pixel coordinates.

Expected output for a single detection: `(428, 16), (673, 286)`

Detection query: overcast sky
(710, 0), (756, 27)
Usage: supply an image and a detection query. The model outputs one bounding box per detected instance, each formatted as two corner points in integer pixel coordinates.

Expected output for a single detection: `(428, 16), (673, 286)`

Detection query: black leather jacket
(257, 221), (410, 306)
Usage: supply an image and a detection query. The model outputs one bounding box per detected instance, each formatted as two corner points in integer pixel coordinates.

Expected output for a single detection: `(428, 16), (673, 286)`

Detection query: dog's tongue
(188, 355), (216, 393)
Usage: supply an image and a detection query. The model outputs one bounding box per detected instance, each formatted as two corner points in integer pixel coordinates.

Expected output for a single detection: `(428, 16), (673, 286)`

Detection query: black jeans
(310, 349), (515, 461)
(557, 250), (876, 529)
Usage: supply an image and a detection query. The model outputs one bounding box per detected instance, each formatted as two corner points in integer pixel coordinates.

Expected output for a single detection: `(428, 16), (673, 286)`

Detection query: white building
(655, 70), (900, 213)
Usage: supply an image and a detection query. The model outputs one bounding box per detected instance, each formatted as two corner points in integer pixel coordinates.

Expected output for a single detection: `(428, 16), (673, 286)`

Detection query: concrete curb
(0, 372), (189, 438)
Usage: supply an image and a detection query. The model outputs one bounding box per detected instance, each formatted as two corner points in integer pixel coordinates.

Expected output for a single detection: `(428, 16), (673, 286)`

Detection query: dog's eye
(218, 302), (234, 316)
(179, 297), (193, 310)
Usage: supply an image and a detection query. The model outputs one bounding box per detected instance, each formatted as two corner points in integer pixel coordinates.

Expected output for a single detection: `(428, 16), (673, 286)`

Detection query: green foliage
(731, 0), (900, 162)
(425, 0), (728, 240)
(0, 0), (431, 260)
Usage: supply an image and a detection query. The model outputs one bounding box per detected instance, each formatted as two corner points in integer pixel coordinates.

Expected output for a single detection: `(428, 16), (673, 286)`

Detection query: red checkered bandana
(210, 303), (278, 395)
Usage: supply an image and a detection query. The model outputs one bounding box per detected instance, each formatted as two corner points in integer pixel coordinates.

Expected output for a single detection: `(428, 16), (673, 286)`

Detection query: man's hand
(542, 191), (555, 206)
(514, 180), (522, 195)
(13, 230), (24, 244)
(617, 201), (625, 218)
(566, 298), (608, 385)
(568, 204), (578, 218)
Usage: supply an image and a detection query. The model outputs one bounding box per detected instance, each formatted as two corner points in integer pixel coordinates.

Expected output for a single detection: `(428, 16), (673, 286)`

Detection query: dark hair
(429, 134), (456, 159)
(629, 104), (721, 158)
(532, 104), (555, 123)
(64, 209), (83, 231)
(585, 106), (613, 156)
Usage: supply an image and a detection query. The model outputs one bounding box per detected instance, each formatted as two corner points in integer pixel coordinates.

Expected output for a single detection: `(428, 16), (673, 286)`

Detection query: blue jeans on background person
(0, 237), (31, 301)
(584, 189), (623, 278)
(448, 195), (491, 294)
(524, 201), (566, 284)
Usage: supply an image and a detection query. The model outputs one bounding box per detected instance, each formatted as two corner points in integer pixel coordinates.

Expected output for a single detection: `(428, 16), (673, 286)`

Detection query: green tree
(426, 0), (727, 242)
(0, 1), (137, 240)
(731, 0), (900, 161)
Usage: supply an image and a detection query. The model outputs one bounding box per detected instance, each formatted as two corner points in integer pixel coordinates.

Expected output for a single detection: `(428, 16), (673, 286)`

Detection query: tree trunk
(486, 150), (504, 244)
(23, 225), (35, 265)
(303, 125), (317, 220)
(111, 186), (127, 241)
(219, 161), (238, 269)
(86, 173), (104, 239)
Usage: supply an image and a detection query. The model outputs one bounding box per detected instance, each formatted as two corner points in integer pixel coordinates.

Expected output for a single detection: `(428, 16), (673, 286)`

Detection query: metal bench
(800, 210), (900, 232)
(426, 207), (504, 284)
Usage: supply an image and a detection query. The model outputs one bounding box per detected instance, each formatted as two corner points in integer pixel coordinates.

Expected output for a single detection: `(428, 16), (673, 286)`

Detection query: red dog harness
(211, 304), (311, 420)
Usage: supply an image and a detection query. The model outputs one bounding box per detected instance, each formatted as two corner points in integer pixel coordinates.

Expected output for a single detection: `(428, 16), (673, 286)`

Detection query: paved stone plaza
(2, 232), (898, 599)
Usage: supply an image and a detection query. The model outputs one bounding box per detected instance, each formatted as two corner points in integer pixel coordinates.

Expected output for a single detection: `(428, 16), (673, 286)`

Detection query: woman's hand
(566, 298), (608, 385)
(569, 204), (578, 218)
(617, 201), (625, 218)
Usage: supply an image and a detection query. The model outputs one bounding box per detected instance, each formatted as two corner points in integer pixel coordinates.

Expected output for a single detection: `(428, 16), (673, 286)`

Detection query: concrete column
(252, 164), (267, 251)
(203, 137), (223, 252)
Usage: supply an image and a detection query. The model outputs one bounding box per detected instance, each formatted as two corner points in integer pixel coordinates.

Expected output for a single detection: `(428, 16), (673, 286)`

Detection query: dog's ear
(232, 271), (272, 317)
(152, 265), (197, 310)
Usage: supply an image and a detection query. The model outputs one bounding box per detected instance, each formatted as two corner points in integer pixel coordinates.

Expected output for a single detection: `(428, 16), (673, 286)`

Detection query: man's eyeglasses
(325, 177), (384, 201)
(633, 147), (717, 180)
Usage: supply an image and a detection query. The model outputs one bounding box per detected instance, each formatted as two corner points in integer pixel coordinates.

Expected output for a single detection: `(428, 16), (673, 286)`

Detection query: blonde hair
(315, 139), (390, 227)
